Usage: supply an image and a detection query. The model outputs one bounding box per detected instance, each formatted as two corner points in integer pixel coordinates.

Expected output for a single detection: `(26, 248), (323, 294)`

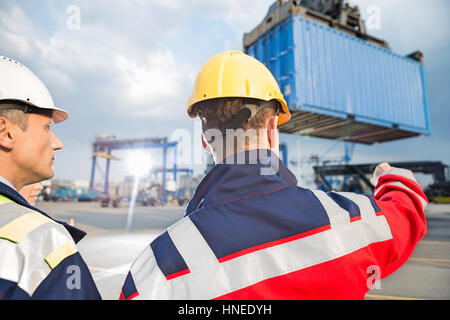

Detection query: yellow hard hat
(187, 50), (291, 126)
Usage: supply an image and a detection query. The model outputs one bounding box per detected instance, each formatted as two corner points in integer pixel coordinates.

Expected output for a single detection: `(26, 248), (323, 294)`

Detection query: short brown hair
(193, 98), (278, 133)
(0, 109), (29, 131)
(192, 97), (279, 154)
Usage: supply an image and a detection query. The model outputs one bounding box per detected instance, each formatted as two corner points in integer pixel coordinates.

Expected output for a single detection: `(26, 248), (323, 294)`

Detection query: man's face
(12, 113), (63, 184)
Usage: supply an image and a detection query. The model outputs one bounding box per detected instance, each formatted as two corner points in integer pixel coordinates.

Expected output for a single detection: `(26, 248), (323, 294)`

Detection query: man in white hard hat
(0, 56), (101, 299)
(120, 50), (428, 300)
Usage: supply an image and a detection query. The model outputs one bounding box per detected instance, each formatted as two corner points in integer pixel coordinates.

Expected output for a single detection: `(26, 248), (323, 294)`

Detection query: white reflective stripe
(0, 239), (22, 285)
(167, 217), (220, 274)
(16, 222), (71, 296)
(133, 214), (393, 300)
(130, 246), (172, 300)
(336, 192), (377, 220)
(0, 200), (79, 296)
(0, 222), (56, 297)
(217, 215), (392, 299)
(311, 190), (350, 228)
(373, 167), (418, 187)
(0, 219), (75, 296)
(375, 181), (427, 210)
(0, 201), (31, 216)
(0, 203), (40, 236)
(0, 211), (51, 243)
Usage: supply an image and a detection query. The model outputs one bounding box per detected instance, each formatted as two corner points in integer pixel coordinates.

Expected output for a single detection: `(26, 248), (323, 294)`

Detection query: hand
(370, 162), (393, 186)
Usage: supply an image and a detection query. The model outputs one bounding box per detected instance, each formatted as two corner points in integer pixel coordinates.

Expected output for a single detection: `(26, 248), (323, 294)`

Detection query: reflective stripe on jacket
(0, 182), (101, 300)
(120, 149), (427, 300)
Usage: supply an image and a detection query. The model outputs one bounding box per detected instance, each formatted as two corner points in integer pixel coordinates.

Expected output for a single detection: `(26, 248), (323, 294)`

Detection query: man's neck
(0, 175), (17, 191)
(0, 163), (27, 190)
(214, 145), (278, 165)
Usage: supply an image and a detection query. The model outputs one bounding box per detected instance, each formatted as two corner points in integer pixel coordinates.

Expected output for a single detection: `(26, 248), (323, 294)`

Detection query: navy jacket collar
(186, 149), (297, 216)
(0, 182), (86, 243)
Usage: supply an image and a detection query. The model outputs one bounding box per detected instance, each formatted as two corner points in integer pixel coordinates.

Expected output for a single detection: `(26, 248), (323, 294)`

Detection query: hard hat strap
(0, 101), (28, 112)
(221, 100), (279, 135)
(221, 107), (252, 134)
(0, 100), (53, 118)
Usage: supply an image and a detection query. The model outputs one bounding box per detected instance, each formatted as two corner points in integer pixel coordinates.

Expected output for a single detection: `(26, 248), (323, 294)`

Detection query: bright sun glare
(126, 151), (152, 177)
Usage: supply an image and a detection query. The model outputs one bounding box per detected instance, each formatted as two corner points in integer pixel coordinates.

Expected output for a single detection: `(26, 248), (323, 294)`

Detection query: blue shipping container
(245, 14), (430, 144)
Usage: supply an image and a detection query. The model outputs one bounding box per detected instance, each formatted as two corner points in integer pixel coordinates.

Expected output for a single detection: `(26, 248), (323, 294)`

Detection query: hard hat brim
(24, 99), (68, 123)
(26, 103), (68, 124)
(1, 98), (69, 123)
(46, 106), (69, 123)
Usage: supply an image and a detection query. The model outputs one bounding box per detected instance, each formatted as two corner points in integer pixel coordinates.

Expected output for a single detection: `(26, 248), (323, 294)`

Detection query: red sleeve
(370, 168), (428, 278)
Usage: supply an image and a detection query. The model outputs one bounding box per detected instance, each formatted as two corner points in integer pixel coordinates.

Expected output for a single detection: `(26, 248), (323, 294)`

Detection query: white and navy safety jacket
(0, 181), (101, 299)
(120, 149), (427, 300)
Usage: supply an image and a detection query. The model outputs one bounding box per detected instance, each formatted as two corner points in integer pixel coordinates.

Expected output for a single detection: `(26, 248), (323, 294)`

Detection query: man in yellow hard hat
(0, 56), (100, 299)
(120, 50), (427, 299)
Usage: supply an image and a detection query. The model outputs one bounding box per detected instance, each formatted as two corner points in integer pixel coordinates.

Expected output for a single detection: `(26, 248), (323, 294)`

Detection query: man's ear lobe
(266, 115), (278, 144)
(0, 118), (15, 150)
(270, 115), (278, 130)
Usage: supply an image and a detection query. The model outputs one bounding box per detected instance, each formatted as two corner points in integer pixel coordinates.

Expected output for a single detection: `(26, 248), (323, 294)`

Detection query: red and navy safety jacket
(0, 181), (101, 300)
(120, 149), (427, 300)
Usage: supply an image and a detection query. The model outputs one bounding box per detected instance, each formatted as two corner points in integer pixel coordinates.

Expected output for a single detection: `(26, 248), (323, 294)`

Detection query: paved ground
(36, 201), (450, 300)
(366, 203), (450, 300)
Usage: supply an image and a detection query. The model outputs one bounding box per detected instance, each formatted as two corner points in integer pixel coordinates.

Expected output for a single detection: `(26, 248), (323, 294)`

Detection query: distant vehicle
(78, 189), (98, 202)
(44, 186), (77, 202)
(175, 188), (190, 206)
(100, 194), (110, 207)
(112, 195), (121, 208)
(313, 161), (450, 203)
(138, 183), (164, 206)
(98, 193), (121, 208)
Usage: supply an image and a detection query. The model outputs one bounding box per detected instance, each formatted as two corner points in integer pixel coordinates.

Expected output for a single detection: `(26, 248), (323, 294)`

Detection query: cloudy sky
(0, 0), (449, 188)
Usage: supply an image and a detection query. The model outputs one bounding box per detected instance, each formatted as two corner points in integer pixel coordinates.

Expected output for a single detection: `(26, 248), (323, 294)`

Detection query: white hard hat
(0, 56), (68, 123)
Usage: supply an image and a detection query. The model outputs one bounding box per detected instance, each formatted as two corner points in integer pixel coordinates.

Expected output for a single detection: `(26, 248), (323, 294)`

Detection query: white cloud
(355, 0), (450, 53)
(114, 49), (195, 117)
(178, 0), (273, 30)
(176, 0), (274, 48)
(0, 6), (35, 57)
(0, 30), (31, 57)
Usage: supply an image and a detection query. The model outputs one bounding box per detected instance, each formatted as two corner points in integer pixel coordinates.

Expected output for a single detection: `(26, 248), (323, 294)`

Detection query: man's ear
(201, 133), (212, 155)
(266, 115), (278, 148)
(0, 117), (15, 150)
